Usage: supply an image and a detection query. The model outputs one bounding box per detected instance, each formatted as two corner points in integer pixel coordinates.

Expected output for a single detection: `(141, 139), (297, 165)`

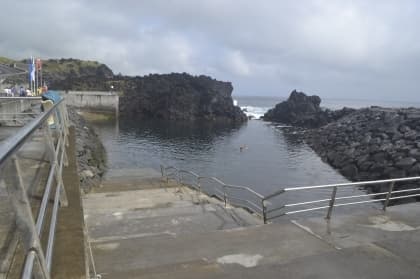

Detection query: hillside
(1, 57), (113, 88)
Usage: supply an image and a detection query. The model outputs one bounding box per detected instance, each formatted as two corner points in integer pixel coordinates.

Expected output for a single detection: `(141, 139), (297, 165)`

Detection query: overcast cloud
(1, 0), (420, 101)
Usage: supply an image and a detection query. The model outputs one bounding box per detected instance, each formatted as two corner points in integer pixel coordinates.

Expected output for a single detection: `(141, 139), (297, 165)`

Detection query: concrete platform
(84, 170), (420, 278)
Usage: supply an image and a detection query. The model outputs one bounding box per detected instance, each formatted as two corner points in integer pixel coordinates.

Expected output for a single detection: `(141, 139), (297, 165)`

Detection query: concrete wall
(0, 99), (33, 124)
(64, 91), (119, 116)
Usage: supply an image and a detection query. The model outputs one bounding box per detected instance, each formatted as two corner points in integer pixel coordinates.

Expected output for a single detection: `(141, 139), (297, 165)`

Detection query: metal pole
(223, 185), (227, 207)
(383, 182), (395, 211)
(197, 177), (201, 194)
(46, 183), (61, 271)
(262, 199), (267, 224)
(326, 186), (338, 220)
(5, 157), (51, 279)
(35, 63), (38, 96)
(44, 123), (68, 207)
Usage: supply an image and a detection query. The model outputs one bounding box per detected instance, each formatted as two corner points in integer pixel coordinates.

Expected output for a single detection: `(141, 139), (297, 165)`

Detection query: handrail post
(5, 157), (51, 279)
(383, 181), (395, 211)
(326, 186), (338, 220)
(164, 168), (169, 185)
(223, 185), (227, 207)
(197, 177), (201, 194)
(262, 199), (267, 224)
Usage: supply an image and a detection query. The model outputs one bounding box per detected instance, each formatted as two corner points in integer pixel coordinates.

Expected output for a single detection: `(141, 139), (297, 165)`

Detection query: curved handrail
(179, 169), (199, 178)
(224, 183), (264, 199)
(161, 163), (420, 224)
(198, 176), (225, 185)
(161, 164), (266, 221)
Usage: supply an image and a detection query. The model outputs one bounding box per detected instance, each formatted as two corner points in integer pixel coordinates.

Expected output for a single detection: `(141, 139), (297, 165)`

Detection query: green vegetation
(0, 56), (17, 65)
(1, 57), (114, 88)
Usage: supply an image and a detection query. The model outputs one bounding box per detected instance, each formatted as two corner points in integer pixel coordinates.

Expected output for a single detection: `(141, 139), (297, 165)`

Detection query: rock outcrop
(263, 90), (354, 127)
(306, 107), (420, 196)
(2, 57), (246, 123)
(119, 73), (247, 122)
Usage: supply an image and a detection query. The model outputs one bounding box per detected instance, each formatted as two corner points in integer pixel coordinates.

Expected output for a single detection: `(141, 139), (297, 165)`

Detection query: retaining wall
(64, 91), (119, 116)
(0, 99), (33, 124)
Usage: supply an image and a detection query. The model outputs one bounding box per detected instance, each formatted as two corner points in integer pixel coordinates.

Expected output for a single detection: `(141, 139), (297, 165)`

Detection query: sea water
(91, 96), (411, 216)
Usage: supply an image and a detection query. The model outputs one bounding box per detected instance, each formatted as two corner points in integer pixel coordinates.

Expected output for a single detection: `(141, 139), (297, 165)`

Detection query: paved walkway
(84, 168), (420, 279)
(0, 129), (49, 278)
(0, 126), (86, 279)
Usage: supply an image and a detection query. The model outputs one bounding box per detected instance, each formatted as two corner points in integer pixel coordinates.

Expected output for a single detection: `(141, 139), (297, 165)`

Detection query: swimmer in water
(240, 145), (248, 152)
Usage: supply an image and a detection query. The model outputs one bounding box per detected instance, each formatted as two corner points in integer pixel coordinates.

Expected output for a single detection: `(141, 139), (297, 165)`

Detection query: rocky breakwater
(263, 90), (354, 127)
(119, 73), (247, 122)
(306, 107), (420, 196)
(68, 108), (107, 193)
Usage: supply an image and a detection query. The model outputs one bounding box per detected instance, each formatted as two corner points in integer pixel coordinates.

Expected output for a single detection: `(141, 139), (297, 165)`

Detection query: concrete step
(90, 223), (420, 279)
(84, 187), (200, 212)
(84, 186), (262, 242)
(96, 177), (181, 193)
(87, 204), (260, 242)
(92, 244), (420, 279)
(97, 168), (169, 192)
(85, 168), (420, 279)
(90, 222), (334, 278)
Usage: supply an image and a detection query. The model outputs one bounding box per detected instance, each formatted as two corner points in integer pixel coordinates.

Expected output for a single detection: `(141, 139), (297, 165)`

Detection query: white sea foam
(240, 105), (270, 119)
(276, 125), (292, 128)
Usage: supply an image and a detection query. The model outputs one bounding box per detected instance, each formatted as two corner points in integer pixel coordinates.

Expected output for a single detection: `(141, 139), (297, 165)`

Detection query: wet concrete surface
(84, 168), (420, 278)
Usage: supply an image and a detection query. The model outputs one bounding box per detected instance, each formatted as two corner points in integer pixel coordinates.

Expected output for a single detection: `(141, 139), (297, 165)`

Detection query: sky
(1, 0), (420, 101)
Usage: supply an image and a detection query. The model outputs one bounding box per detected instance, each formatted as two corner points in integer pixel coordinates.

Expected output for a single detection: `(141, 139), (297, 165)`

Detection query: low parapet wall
(64, 91), (119, 116)
(0, 99), (34, 125)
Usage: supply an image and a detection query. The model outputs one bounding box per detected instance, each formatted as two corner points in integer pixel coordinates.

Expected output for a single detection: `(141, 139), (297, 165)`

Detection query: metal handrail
(264, 178), (420, 222)
(161, 164), (420, 224)
(161, 165), (265, 217)
(0, 96), (69, 279)
(0, 98), (63, 167)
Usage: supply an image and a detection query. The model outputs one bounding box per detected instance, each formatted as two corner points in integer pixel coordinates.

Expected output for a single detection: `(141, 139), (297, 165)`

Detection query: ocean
(89, 96), (415, 217)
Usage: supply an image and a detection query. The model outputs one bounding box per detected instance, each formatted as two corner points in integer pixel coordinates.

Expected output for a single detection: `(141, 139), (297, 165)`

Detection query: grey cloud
(1, 0), (420, 101)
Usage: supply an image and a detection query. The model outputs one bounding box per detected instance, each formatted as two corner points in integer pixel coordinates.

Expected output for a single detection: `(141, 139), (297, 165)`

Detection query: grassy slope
(1, 57), (113, 88)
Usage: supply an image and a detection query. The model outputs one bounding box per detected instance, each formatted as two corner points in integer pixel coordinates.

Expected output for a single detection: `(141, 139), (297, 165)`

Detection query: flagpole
(31, 57), (34, 94)
(35, 60), (37, 95)
(31, 57), (33, 94)
(28, 57), (31, 94)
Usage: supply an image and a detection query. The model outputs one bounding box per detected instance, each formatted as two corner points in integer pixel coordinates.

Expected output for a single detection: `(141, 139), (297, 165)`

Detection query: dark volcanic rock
(119, 73), (247, 122)
(395, 157), (417, 170)
(263, 90), (354, 128)
(68, 108), (107, 193)
(306, 107), (420, 197)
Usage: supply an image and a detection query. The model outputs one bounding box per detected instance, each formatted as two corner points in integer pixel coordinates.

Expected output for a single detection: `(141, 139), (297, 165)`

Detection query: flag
(36, 58), (42, 70)
(28, 58), (33, 82)
(30, 57), (35, 82)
